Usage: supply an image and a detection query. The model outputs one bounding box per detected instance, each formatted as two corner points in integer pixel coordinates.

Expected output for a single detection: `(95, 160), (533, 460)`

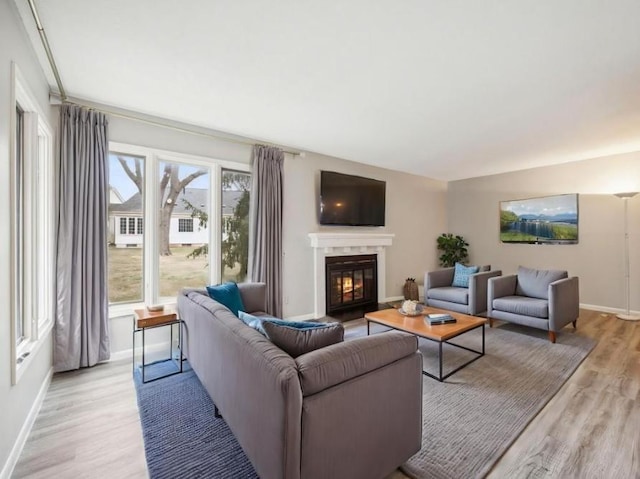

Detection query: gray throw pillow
(516, 266), (568, 299)
(261, 321), (344, 357)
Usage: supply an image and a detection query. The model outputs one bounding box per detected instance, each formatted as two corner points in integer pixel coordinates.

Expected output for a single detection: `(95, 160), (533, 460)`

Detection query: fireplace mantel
(308, 232), (394, 318)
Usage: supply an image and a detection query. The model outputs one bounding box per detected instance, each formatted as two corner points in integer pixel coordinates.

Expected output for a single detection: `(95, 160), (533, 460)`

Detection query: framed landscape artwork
(500, 193), (579, 244)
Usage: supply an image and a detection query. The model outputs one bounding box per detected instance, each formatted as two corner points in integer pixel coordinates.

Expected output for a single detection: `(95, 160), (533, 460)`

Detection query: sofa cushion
(515, 266), (568, 300)
(206, 282), (245, 316)
(262, 321), (344, 357)
(427, 286), (469, 305)
(452, 263), (479, 288)
(239, 311), (327, 335)
(493, 295), (549, 319)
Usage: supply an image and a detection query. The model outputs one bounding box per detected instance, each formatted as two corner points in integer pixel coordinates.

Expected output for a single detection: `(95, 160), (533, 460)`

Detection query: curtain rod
(55, 96), (301, 156)
(28, 0), (67, 100)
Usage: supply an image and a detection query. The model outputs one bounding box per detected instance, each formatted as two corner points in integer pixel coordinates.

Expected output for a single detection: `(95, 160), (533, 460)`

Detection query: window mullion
(210, 165), (221, 284)
(144, 153), (158, 304)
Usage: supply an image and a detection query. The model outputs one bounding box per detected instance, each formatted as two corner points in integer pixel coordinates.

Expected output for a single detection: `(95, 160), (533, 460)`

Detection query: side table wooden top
(134, 305), (178, 329)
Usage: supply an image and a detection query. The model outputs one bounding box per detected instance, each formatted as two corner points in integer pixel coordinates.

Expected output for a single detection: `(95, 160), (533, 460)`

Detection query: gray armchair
(487, 266), (579, 343)
(425, 266), (502, 316)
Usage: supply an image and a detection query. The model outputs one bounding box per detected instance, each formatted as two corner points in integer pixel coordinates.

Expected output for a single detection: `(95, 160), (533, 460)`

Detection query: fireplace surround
(308, 233), (394, 318)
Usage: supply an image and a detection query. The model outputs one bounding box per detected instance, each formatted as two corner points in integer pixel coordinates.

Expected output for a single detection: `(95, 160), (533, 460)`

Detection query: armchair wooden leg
(488, 318), (493, 328)
(572, 320), (577, 329)
(548, 331), (556, 343)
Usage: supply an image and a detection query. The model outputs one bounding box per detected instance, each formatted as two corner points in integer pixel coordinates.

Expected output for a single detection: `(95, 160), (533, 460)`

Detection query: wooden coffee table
(364, 307), (486, 382)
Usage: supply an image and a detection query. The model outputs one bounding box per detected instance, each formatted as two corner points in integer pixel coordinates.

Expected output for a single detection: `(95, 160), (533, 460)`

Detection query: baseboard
(0, 367), (53, 479)
(580, 303), (639, 316)
(383, 295), (405, 303)
(285, 313), (316, 321)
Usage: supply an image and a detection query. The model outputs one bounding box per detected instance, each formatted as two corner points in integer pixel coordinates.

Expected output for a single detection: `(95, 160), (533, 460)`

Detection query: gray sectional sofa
(177, 283), (423, 479)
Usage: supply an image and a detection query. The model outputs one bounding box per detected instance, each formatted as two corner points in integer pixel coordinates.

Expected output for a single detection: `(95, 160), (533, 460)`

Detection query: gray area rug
(346, 321), (595, 479)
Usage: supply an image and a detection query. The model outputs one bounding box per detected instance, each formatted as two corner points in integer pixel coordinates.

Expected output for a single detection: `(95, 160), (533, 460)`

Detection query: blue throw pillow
(238, 311), (327, 335)
(206, 282), (245, 316)
(451, 263), (479, 288)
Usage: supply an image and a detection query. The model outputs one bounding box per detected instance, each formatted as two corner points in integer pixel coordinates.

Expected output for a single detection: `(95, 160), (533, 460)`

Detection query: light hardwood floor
(12, 309), (639, 478)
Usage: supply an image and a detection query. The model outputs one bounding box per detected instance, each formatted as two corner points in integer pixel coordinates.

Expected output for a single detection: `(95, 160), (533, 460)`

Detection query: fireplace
(325, 254), (378, 316)
(308, 233), (393, 319)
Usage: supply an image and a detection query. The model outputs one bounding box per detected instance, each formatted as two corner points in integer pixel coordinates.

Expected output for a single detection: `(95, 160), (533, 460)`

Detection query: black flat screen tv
(319, 171), (386, 226)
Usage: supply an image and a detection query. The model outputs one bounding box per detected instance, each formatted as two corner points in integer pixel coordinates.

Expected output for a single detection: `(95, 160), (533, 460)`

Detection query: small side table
(133, 306), (183, 383)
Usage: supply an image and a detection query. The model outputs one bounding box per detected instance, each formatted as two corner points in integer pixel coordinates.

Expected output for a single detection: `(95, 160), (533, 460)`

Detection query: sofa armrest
(238, 282), (267, 314)
(469, 270), (502, 315)
(425, 267), (455, 291)
(295, 332), (418, 397)
(549, 277), (579, 331)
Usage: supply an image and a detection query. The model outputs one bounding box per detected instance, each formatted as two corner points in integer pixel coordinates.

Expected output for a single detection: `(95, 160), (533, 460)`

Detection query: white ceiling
(15, 0), (640, 180)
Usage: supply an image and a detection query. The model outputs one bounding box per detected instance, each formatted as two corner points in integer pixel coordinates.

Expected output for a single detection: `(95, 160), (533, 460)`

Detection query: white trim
(0, 367), (53, 479)
(383, 295), (405, 303)
(579, 303), (639, 315)
(308, 232), (394, 249)
(10, 63), (54, 385)
(286, 313), (316, 321)
(307, 232), (395, 319)
(109, 142), (251, 173)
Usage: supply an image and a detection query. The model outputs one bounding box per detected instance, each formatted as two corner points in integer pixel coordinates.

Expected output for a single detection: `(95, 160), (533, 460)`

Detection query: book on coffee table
(426, 313), (457, 325)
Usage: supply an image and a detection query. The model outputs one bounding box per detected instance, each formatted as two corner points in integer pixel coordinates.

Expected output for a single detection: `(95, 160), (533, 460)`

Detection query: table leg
(142, 326), (146, 383)
(438, 341), (443, 381)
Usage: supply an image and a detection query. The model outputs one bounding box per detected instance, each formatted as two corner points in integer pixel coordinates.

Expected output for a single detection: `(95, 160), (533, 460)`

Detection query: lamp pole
(615, 192), (639, 321)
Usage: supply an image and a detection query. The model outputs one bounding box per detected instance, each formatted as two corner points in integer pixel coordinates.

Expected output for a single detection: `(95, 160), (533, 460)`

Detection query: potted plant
(436, 233), (469, 267)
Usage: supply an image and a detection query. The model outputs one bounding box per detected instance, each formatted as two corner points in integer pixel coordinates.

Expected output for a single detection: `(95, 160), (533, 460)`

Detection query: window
(178, 218), (194, 232)
(108, 154), (145, 303)
(15, 105), (24, 347)
(221, 170), (251, 282)
(107, 142), (250, 310)
(158, 159), (209, 299)
(11, 63), (54, 384)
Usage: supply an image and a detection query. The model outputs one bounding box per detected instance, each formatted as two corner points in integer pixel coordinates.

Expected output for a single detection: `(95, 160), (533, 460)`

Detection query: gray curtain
(249, 145), (284, 317)
(54, 104), (110, 372)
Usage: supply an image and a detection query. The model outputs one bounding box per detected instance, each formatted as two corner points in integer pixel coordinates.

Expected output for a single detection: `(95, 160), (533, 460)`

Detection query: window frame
(10, 63), (55, 385)
(108, 142), (250, 318)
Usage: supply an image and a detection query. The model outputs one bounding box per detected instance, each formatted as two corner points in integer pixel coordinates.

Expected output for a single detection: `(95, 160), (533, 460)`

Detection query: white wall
(0, 0), (54, 474)
(448, 152), (640, 312)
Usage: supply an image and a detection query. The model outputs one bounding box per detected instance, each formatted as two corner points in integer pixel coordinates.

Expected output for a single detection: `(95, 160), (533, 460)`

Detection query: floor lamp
(614, 192), (640, 321)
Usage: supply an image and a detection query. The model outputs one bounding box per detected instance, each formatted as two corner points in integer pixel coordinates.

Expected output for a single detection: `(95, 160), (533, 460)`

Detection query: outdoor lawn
(108, 246), (214, 303)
